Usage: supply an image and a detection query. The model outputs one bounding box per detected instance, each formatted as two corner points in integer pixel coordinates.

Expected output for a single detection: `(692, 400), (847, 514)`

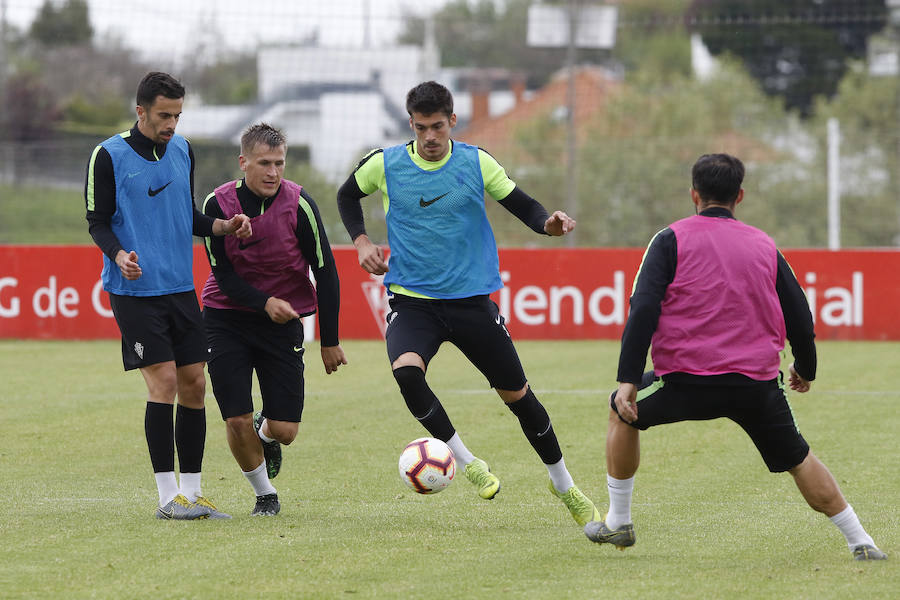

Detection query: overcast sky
(3, 0), (450, 64)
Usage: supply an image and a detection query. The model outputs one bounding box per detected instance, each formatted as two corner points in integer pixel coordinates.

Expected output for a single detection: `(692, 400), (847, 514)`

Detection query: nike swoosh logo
(148, 181), (173, 196)
(238, 237), (266, 250)
(419, 192), (450, 207)
(293, 346), (302, 352)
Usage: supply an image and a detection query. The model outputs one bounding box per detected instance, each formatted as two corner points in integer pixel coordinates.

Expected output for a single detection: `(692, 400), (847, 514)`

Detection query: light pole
(888, 0), (900, 245)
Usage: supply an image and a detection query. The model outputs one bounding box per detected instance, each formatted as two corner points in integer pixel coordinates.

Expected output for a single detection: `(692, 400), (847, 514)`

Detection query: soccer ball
(398, 437), (456, 494)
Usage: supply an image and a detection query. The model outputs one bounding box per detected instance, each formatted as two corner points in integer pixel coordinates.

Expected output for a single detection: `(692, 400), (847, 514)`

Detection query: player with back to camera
(337, 80), (601, 527)
(201, 123), (346, 517)
(84, 71), (252, 520)
(584, 153), (887, 561)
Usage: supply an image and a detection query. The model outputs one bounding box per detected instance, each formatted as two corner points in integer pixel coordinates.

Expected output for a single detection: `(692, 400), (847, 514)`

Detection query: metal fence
(1, 0), (898, 248)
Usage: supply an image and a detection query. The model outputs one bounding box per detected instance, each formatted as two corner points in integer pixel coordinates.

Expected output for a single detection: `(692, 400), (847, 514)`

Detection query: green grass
(0, 184), (93, 244)
(0, 340), (896, 598)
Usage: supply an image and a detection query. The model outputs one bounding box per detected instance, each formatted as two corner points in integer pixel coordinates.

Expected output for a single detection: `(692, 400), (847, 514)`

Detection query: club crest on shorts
(134, 341), (144, 359)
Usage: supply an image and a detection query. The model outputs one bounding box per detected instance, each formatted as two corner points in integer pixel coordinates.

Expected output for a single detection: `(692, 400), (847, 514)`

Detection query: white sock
(606, 474), (634, 530)
(155, 472), (180, 506)
(829, 505), (875, 549)
(243, 461), (277, 497)
(547, 458), (575, 493)
(445, 432), (476, 466)
(257, 419), (275, 444)
(179, 472), (202, 503)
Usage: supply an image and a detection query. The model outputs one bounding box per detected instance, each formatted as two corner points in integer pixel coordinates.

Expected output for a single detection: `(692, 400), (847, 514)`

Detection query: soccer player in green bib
(337, 80), (600, 528)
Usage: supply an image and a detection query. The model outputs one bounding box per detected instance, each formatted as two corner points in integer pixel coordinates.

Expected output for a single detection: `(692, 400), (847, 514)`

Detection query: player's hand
(321, 344), (348, 374)
(544, 211), (576, 236)
(225, 214), (252, 238)
(354, 234), (389, 275)
(788, 362), (811, 393)
(115, 250), (142, 280)
(613, 382), (638, 423)
(264, 297), (299, 324)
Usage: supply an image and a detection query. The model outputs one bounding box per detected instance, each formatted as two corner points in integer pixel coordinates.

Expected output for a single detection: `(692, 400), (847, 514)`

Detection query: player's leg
(205, 308), (279, 516)
(452, 296), (596, 517)
(168, 292), (229, 518)
(385, 296), (493, 495)
(586, 372), (665, 547)
(109, 293), (211, 520)
(253, 316), (304, 508)
(790, 456), (885, 560)
(737, 380), (886, 560)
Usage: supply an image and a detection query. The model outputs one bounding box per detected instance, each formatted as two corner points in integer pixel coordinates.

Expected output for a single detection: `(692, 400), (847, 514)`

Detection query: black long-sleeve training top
(84, 123), (215, 260)
(202, 182), (341, 347)
(618, 206), (817, 386)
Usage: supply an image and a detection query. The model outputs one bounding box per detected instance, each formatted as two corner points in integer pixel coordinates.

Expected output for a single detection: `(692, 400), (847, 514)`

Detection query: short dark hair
(406, 81), (454, 118)
(136, 72), (185, 108)
(240, 123), (286, 155)
(691, 153), (745, 205)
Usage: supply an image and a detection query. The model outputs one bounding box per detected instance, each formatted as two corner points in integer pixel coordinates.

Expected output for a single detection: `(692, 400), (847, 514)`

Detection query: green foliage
(283, 162), (346, 245)
(0, 339), (896, 598)
(811, 64), (900, 246)
(0, 70), (61, 140)
(62, 92), (131, 127)
(28, 0), (93, 47)
(183, 54), (258, 105)
(505, 59), (830, 247)
(688, 0), (888, 116)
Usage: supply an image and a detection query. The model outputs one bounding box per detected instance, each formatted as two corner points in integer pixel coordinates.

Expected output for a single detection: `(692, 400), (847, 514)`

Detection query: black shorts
(610, 371), (810, 473)
(109, 291), (207, 371)
(203, 307), (305, 422)
(385, 294), (527, 391)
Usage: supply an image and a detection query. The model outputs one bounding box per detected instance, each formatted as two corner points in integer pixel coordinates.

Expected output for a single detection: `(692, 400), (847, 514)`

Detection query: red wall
(1, 245), (898, 340)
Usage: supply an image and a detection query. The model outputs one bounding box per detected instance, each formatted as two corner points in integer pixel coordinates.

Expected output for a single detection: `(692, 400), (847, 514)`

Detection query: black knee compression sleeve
(393, 366), (455, 441)
(507, 388), (563, 464)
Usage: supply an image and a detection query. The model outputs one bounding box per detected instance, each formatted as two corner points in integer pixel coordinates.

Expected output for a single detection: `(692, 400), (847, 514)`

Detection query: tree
(29, 0), (93, 47)
(182, 53), (258, 105)
(496, 59), (830, 247)
(812, 66), (900, 246)
(1, 70), (61, 140)
(688, 0), (887, 116)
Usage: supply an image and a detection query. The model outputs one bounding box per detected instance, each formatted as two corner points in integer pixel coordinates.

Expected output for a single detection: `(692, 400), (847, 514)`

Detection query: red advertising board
(1, 245), (898, 341)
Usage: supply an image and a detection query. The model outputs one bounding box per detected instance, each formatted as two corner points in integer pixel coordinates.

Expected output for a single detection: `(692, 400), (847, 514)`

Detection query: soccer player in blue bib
(85, 72), (251, 520)
(337, 80), (600, 527)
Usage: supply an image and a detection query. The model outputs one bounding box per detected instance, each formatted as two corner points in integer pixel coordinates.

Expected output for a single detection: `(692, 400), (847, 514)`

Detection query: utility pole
(527, 1), (617, 247)
(564, 0), (579, 247)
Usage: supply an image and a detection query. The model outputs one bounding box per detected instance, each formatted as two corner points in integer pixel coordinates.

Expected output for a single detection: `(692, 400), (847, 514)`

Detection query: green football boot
(464, 457), (501, 500)
(548, 481), (602, 527)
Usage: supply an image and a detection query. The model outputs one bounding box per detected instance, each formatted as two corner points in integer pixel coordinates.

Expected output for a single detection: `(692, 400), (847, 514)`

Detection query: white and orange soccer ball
(398, 437), (456, 494)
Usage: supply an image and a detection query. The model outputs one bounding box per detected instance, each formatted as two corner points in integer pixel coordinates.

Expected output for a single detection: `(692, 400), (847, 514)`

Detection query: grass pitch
(0, 339), (896, 598)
